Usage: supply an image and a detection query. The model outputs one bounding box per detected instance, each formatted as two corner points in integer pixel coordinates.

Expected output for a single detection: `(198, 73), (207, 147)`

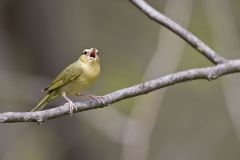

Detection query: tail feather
(31, 94), (51, 112)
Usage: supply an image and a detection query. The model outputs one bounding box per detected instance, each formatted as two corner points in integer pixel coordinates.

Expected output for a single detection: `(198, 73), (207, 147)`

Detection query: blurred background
(0, 0), (240, 159)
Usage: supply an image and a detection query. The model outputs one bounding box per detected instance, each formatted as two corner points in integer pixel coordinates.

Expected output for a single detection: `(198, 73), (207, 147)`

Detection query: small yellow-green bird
(31, 48), (100, 114)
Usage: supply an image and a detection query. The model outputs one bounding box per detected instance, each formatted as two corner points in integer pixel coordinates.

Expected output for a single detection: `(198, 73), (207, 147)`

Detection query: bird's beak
(89, 48), (97, 58)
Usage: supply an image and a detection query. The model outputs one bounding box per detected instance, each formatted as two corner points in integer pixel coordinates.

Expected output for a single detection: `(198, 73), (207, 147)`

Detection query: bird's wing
(44, 62), (83, 92)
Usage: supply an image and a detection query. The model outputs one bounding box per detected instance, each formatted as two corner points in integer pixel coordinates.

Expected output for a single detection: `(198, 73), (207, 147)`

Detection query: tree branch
(130, 0), (227, 65)
(0, 0), (239, 123)
(1, 59), (240, 123)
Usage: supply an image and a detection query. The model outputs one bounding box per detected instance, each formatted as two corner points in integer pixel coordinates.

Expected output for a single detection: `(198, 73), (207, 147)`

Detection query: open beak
(89, 49), (97, 58)
(90, 52), (96, 58)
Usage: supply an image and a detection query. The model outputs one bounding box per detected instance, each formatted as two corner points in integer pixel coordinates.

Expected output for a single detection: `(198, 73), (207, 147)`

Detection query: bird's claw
(62, 93), (77, 116)
(89, 96), (106, 106)
(65, 101), (77, 116)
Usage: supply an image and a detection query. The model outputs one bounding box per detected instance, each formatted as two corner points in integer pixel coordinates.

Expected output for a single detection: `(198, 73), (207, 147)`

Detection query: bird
(31, 48), (101, 115)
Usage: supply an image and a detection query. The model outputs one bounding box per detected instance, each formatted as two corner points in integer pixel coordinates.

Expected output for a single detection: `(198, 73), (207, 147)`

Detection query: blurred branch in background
(1, 0), (240, 125)
(203, 0), (240, 140)
(121, 0), (194, 159)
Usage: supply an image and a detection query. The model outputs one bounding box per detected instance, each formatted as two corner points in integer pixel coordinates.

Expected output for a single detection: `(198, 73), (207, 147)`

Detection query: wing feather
(44, 62), (82, 92)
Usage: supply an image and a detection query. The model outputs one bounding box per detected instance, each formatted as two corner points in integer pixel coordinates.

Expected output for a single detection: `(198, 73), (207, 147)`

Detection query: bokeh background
(0, 0), (240, 159)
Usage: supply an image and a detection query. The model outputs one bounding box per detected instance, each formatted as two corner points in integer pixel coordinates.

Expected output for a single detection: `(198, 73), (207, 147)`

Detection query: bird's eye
(82, 50), (87, 55)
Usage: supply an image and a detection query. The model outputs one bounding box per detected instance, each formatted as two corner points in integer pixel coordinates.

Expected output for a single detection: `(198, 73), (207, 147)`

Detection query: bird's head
(80, 48), (99, 64)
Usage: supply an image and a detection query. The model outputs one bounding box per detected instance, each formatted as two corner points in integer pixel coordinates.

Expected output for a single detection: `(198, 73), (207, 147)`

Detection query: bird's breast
(62, 62), (100, 95)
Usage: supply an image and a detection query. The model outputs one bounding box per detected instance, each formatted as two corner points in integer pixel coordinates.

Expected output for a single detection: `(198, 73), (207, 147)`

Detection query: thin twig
(129, 0), (227, 64)
(1, 59), (240, 123)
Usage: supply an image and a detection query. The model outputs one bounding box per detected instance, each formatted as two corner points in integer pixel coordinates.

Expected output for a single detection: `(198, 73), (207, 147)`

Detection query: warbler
(31, 48), (100, 114)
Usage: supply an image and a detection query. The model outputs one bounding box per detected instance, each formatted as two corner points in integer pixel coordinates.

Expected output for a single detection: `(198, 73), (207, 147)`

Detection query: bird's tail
(31, 94), (51, 112)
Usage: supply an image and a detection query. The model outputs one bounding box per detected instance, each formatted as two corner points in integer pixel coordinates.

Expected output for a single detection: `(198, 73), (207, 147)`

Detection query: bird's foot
(62, 93), (77, 116)
(76, 93), (106, 106)
(65, 101), (77, 116)
(89, 95), (106, 106)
